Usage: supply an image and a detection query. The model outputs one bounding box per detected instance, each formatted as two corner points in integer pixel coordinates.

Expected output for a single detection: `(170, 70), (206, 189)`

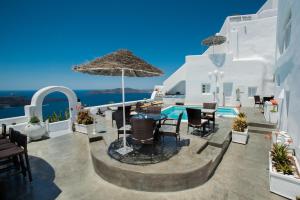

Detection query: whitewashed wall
(276, 0), (300, 160)
(163, 0), (277, 107)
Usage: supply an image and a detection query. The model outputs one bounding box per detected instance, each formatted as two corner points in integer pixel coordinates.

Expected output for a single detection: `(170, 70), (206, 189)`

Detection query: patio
(0, 108), (286, 200)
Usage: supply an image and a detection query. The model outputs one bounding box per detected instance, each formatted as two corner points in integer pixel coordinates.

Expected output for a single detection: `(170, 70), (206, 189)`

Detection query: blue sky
(0, 0), (266, 90)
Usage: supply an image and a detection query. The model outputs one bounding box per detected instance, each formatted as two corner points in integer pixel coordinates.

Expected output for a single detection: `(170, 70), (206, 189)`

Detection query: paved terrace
(0, 108), (286, 200)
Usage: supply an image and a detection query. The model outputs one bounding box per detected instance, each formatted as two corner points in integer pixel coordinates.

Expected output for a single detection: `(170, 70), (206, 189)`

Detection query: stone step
(197, 145), (223, 174)
(248, 122), (276, 129)
(198, 145), (222, 163)
(208, 129), (231, 149)
(248, 126), (275, 134)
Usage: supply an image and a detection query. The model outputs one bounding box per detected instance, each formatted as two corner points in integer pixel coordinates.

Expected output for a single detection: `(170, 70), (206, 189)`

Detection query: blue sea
(0, 90), (150, 120)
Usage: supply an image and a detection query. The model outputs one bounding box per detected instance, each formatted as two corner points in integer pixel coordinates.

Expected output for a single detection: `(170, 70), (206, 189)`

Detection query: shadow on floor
(0, 155), (61, 200)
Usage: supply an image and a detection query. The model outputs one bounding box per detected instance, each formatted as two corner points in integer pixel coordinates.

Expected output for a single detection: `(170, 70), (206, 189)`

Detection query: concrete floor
(1, 121), (286, 200)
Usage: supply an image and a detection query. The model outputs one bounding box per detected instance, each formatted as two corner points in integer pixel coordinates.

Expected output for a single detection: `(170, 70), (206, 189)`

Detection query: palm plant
(271, 143), (293, 175)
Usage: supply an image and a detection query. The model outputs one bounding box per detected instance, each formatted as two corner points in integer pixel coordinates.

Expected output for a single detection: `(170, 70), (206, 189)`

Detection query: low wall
(47, 120), (70, 132)
(0, 116), (28, 126)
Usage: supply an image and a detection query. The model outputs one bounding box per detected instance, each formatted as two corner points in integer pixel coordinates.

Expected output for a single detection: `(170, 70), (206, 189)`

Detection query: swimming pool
(162, 105), (238, 121)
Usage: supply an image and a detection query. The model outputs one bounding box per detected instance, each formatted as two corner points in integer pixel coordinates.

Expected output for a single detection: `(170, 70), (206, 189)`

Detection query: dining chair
(159, 112), (183, 145)
(186, 108), (208, 135)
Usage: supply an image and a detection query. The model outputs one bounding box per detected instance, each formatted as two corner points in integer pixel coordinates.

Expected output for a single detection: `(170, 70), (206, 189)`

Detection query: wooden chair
(159, 112), (183, 145)
(1, 124), (6, 139)
(186, 108), (208, 135)
(0, 129), (32, 182)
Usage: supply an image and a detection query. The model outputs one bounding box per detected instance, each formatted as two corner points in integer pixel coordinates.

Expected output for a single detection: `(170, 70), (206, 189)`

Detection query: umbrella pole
(116, 68), (133, 155)
(122, 68), (127, 149)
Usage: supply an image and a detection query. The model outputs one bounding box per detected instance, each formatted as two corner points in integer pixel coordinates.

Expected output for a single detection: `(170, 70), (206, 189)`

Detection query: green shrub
(77, 110), (93, 125)
(30, 116), (40, 124)
(232, 117), (248, 132)
(47, 109), (70, 123)
(237, 112), (246, 119)
(271, 143), (293, 175)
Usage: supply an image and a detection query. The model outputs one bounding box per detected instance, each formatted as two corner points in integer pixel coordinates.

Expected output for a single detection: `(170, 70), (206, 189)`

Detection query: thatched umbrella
(73, 49), (163, 155)
(201, 35), (226, 54)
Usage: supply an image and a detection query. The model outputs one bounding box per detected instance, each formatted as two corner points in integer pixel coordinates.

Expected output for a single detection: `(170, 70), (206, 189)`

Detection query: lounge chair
(159, 112), (183, 145)
(113, 110), (132, 141)
(186, 108), (208, 135)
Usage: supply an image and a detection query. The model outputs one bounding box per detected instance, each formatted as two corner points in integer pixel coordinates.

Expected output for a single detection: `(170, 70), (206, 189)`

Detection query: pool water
(162, 106), (238, 120)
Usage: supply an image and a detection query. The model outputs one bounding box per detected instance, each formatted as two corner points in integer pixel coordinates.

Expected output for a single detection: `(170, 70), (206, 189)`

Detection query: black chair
(159, 112), (183, 145)
(135, 102), (145, 113)
(113, 110), (132, 141)
(130, 118), (156, 156)
(202, 102), (217, 131)
(0, 129), (32, 182)
(254, 95), (263, 108)
(145, 106), (161, 114)
(1, 124), (6, 139)
(186, 108), (208, 135)
(112, 106), (131, 127)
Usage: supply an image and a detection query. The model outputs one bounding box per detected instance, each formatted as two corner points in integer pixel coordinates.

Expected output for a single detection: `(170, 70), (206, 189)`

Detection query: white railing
(0, 116), (28, 126)
(85, 99), (152, 112)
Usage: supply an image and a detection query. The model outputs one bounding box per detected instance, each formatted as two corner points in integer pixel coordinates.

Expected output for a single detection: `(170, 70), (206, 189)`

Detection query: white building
(163, 0), (278, 107)
(275, 0), (300, 160)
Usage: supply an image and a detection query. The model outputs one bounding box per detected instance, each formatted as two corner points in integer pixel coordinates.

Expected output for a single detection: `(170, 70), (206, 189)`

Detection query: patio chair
(112, 105), (131, 127)
(113, 110), (132, 141)
(254, 95), (263, 108)
(202, 102), (217, 131)
(0, 129), (32, 182)
(159, 112), (183, 145)
(130, 118), (156, 155)
(145, 106), (161, 114)
(1, 124), (6, 139)
(186, 108), (208, 135)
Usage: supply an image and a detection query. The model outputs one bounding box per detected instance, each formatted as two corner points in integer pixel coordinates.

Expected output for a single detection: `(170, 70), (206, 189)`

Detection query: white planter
(24, 123), (47, 141)
(269, 153), (300, 199)
(269, 111), (278, 124)
(232, 129), (249, 144)
(75, 123), (94, 134)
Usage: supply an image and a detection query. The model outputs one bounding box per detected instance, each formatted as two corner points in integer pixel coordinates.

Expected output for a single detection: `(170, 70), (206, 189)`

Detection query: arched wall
(24, 86), (78, 131)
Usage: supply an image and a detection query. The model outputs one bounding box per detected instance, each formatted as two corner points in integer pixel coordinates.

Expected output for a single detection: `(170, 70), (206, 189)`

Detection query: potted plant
(24, 116), (47, 141)
(269, 141), (300, 199)
(269, 106), (278, 124)
(232, 112), (248, 144)
(75, 110), (94, 134)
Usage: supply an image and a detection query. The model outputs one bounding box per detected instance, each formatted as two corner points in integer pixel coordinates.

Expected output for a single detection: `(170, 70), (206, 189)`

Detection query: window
(202, 83), (211, 94)
(223, 82), (233, 97)
(248, 87), (257, 97)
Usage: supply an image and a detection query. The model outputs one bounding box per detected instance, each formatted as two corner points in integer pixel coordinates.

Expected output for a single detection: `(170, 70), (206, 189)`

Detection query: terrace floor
(0, 108), (287, 200)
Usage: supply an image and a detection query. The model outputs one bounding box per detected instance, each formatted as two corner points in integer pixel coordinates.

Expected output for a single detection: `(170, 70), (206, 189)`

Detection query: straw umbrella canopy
(73, 49), (163, 77)
(73, 49), (163, 155)
(201, 35), (226, 55)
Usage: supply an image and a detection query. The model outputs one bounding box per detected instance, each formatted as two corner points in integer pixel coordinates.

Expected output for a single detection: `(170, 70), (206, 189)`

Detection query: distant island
(0, 88), (152, 109)
(88, 88), (152, 94)
(0, 96), (30, 109)
(0, 96), (68, 109)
